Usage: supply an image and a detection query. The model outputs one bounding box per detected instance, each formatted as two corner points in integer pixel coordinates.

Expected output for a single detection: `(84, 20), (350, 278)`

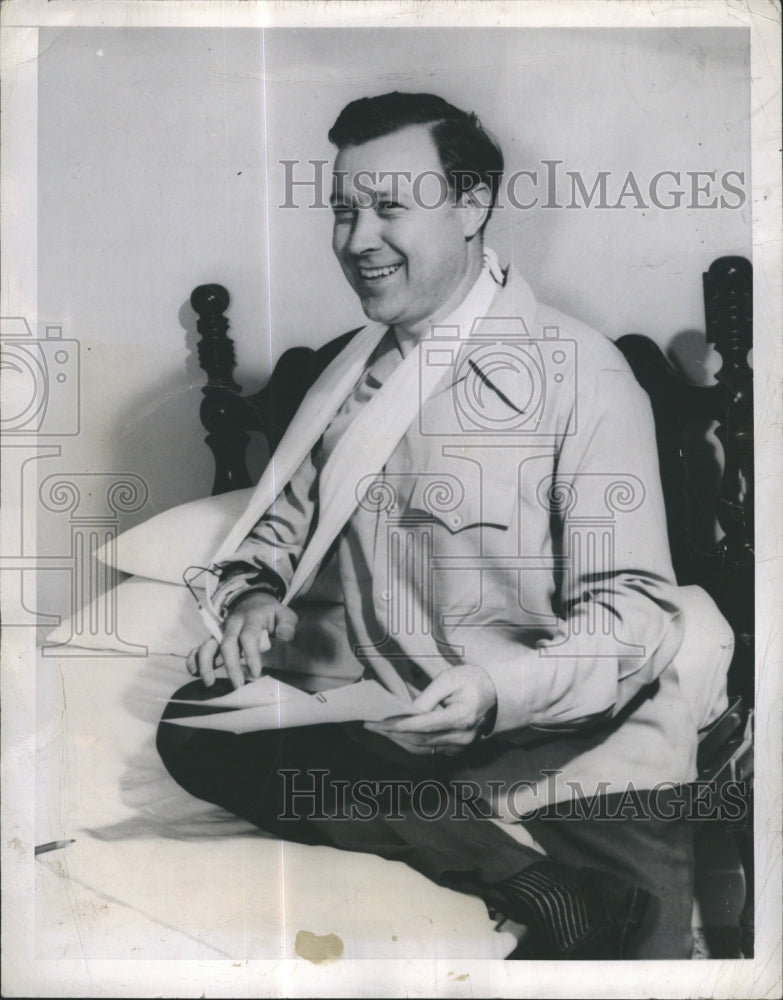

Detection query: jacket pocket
(406, 472), (516, 533)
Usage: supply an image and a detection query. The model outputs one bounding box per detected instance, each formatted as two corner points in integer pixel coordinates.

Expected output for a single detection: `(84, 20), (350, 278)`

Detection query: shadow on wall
(108, 296), (270, 521)
(666, 329), (724, 387)
(105, 301), (212, 522)
(35, 294), (274, 629)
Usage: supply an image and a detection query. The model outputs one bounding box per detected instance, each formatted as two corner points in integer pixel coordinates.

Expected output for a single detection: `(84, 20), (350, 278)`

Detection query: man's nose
(346, 208), (382, 256)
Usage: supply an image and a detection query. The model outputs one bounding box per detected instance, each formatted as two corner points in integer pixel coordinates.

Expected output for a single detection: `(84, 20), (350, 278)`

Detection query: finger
(364, 721), (430, 744)
(425, 729), (476, 748)
(363, 724), (433, 755)
(222, 613), (244, 639)
(186, 648), (198, 676)
(240, 632), (264, 679)
(411, 673), (461, 714)
(219, 635), (245, 690)
(387, 727), (475, 754)
(431, 743), (466, 757)
(259, 628), (272, 652)
(378, 705), (465, 734)
(196, 638), (219, 687)
(365, 724), (433, 752)
(275, 606), (298, 642)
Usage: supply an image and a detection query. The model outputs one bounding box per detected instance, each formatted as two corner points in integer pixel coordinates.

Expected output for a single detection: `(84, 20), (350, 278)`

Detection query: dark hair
(328, 91), (504, 226)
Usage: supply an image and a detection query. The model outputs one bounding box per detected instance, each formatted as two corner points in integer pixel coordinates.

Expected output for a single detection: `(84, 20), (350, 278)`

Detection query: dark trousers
(157, 680), (694, 958)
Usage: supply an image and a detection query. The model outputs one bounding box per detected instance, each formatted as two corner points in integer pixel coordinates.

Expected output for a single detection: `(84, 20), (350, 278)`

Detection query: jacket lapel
(424, 265), (539, 399)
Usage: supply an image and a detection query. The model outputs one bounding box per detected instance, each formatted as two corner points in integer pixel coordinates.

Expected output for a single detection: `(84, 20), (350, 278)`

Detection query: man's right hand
(186, 591), (299, 690)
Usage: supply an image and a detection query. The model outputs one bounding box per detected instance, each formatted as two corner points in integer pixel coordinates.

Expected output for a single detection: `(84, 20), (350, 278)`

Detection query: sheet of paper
(167, 674), (313, 709)
(162, 678), (419, 733)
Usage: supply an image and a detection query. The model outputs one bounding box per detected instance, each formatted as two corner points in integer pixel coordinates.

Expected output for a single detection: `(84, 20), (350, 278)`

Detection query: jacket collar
(425, 263), (540, 398)
(483, 261), (538, 337)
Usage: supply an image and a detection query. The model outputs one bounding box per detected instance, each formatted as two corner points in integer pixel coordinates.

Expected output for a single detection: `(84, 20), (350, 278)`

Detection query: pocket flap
(407, 473), (516, 532)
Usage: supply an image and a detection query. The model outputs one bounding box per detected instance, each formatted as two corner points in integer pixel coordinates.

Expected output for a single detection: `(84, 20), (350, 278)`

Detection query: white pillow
(44, 577), (207, 656)
(96, 487), (255, 585)
(44, 577), (363, 687)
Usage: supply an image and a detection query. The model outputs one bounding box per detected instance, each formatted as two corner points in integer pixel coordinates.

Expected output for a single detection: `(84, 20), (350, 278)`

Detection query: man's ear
(457, 182), (491, 239)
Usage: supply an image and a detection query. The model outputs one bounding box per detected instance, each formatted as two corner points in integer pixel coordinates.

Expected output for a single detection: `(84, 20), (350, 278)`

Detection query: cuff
(467, 625), (619, 737)
(213, 561), (287, 618)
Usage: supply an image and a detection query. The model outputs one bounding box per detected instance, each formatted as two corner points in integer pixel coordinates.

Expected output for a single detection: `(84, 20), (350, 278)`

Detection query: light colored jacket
(216, 266), (728, 810)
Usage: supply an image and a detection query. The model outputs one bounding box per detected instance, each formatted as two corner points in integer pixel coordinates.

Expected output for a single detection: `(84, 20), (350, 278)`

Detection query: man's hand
(186, 592), (298, 690)
(364, 664), (498, 756)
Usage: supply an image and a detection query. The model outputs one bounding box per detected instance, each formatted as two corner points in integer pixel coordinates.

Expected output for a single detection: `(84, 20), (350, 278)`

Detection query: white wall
(259, 27), (751, 363)
(36, 26), (750, 615)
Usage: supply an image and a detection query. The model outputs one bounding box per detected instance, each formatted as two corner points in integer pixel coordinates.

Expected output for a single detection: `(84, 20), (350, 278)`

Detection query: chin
(360, 298), (398, 325)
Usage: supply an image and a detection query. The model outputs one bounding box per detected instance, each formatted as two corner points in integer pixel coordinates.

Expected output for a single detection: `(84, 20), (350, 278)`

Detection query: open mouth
(357, 263), (403, 281)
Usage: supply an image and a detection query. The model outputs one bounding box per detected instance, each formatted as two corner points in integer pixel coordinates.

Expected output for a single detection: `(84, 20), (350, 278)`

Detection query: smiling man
(156, 92), (719, 960)
(330, 123), (487, 352)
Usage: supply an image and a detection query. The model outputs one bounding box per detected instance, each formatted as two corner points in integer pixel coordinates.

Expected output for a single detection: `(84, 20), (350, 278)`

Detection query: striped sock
(500, 862), (591, 954)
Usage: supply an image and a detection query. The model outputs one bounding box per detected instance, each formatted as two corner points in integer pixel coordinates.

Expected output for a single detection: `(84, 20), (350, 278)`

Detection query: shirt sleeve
(481, 363), (685, 737)
(210, 447), (320, 617)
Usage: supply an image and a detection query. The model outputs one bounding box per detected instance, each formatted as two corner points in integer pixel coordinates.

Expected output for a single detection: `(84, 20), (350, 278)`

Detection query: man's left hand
(364, 664), (498, 756)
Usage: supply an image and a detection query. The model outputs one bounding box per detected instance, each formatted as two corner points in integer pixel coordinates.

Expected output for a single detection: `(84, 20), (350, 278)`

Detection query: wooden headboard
(189, 256), (754, 703)
(616, 256), (754, 704)
(190, 283), (359, 495)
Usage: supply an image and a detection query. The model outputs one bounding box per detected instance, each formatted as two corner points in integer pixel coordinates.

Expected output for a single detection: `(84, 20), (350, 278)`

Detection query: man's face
(331, 125), (473, 333)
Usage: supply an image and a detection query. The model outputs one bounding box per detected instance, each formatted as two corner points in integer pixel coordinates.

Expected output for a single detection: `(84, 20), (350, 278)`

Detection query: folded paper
(163, 676), (420, 733)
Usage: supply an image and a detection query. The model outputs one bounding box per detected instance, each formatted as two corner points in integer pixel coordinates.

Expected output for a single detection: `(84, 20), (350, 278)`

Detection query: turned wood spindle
(190, 283), (251, 494)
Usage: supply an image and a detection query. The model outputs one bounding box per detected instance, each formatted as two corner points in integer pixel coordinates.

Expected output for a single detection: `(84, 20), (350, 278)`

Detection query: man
(157, 92), (706, 959)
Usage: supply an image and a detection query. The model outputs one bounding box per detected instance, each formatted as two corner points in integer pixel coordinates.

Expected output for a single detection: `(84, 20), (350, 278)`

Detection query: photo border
(1, 1), (780, 997)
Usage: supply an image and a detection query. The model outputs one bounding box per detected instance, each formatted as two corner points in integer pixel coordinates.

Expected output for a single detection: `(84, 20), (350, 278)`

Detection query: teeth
(359, 263), (402, 279)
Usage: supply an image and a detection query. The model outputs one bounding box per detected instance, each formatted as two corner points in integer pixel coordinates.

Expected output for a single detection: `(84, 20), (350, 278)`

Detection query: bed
(35, 256), (754, 961)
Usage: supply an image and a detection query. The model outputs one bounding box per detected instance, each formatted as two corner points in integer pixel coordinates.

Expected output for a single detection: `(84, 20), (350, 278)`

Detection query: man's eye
(331, 207), (354, 220)
(378, 201), (404, 213)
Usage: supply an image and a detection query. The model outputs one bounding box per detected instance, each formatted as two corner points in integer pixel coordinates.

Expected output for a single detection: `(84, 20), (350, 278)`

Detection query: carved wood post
(704, 257), (754, 563)
(190, 284), (252, 495)
(704, 255), (754, 957)
(703, 256), (754, 704)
